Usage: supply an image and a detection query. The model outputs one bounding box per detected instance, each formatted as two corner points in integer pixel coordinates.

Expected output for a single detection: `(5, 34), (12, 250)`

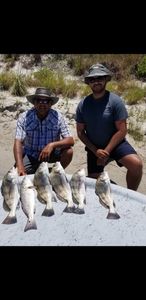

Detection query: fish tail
(73, 207), (85, 214)
(63, 205), (75, 213)
(24, 218), (37, 232)
(42, 207), (54, 217)
(107, 211), (120, 219)
(2, 214), (17, 224)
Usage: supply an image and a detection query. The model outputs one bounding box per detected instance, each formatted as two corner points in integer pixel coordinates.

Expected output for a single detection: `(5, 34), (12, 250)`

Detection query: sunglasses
(36, 98), (51, 104)
(88, 76), (106, 83)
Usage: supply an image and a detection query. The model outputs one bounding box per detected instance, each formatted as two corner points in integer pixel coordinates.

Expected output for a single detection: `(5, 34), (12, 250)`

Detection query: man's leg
(49, 147), (73, 169)
(87, 149), (104, 178)
(110, 140), (143, 191)
(118, 154), (143, 191)
(23, 155), (40, 174)
(60, 147), (73, 169)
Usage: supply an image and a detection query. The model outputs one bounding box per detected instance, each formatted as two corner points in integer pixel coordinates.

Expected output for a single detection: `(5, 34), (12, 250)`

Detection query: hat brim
(84, 73), (111, 84)
(26, 94), (59, 105)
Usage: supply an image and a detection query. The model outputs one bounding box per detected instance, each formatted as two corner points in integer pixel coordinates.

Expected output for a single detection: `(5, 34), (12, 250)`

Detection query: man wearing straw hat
(14, 87), (74, 175)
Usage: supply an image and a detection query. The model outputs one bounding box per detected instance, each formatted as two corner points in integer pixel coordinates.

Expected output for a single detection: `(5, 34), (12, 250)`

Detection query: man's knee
(60, 147), (73, 167)
(120, 154), (143, 173)
(62, 147), (73, 158)
(130, 155), (143, 170)
(133, 156), (143, 174)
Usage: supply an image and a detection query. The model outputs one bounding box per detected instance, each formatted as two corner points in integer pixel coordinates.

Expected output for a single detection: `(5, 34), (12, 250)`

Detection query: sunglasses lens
(37, 99), (50, 104)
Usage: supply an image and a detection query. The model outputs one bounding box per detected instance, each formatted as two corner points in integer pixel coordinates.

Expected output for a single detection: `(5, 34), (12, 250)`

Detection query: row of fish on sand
(0, 161), (120, 233)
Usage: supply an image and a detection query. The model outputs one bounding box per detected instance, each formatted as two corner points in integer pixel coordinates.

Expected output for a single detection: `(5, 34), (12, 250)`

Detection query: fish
(70, 168), (86, 214)
(33, 162), (56, 217)
(1, 166), (20, 224)
(20, 176), (37, 232)
(49, 161), (75, 213)
(95, 171), (120, 219)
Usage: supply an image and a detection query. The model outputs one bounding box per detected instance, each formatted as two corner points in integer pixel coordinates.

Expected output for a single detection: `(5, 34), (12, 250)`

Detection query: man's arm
(39, 137), (74, 161)
(104, 119), (127, 154)
(13, 139), (26, 176)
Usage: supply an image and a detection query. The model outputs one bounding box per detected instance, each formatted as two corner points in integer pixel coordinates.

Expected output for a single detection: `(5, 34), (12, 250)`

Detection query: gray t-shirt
(75, 90), (128, 148)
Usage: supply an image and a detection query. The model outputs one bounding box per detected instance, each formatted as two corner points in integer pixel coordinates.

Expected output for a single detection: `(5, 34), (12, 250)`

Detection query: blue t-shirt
(75, 90), (128, 148)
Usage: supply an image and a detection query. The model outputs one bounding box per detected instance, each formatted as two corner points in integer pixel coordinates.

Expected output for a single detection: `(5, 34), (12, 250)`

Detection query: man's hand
(39, 143), (54, 161)
(17, 165), (26, 176)
(95, 149), (109, 159)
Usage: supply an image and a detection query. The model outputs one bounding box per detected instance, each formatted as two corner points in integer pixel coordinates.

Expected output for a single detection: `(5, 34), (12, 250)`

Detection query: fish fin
(64, 173), (70, 183)
(99, 197), (109, 209)
(107, 212), (120, 219)
(37, 194), (46, 204)
(110, 179), (117, 185)
(52, 191), (58, 202)
(1, 186), (4, 196)
(24, 218), (37, 232)
(42, 208), (54, 217)
(73, 207), (85, 214)
(16, 200), (20, 210)
(72, 195), (78, 205)
(63, 205), (75, 213)
(2, 215), (17, 224)
(3, 200), (10, 211)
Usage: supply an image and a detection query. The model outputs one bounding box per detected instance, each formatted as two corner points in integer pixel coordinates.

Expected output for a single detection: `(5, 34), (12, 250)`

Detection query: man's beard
(92, 83), (105, 94)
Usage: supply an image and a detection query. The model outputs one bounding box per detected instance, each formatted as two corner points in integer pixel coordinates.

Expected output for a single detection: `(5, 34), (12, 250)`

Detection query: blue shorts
(86, 140), (137, 174)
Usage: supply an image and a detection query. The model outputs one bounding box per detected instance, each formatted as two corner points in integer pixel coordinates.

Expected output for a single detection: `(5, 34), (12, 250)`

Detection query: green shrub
(67, 55), (94, 76)
(123, 86), (145, 104)
(33, 68), (56, 86)
(0, 72), (15, 90)
(62, 80), (78, 98)
(136, 56), (146, 79)
(55, 74), (66, 94)
(33, 68), (79, 98)
(25, 74), (40, 87)
(107, 81), (120, 94)
(67, 54), (144, 79)
(80, 85), (91, 97)
(11, 75), (27, 96)
(128, 123), (143, 141)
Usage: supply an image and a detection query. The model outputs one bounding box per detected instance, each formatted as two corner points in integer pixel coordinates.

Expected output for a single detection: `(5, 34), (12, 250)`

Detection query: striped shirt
(15, 108), (71, 159)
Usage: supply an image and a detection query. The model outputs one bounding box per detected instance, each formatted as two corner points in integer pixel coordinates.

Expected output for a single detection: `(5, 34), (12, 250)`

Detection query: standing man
(14, 87), (74, 175)
(75, 63), (143, 191)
